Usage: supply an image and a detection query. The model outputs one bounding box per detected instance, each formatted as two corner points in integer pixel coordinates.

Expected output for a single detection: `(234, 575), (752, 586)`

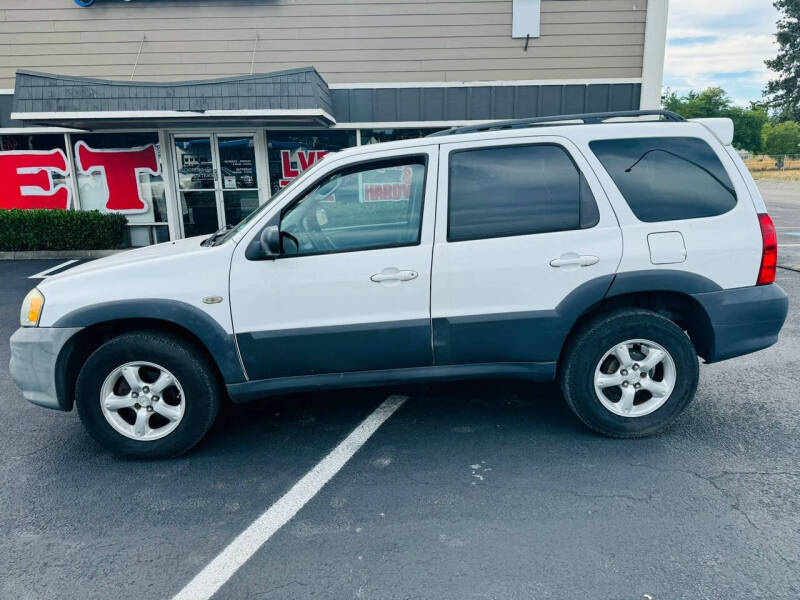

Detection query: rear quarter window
(589, 136), (737, 222)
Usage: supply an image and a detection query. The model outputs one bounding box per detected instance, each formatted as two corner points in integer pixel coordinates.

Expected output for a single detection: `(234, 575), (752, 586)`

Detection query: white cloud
(664, 0), (780, 104)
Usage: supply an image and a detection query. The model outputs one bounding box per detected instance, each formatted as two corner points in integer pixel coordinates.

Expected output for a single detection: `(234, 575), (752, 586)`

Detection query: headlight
(20, 288), (45, 327)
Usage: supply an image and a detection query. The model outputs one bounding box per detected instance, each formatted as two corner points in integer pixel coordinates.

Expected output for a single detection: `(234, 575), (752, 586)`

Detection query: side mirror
(245, 225), (281, 260)
(260, 225), (281, 257)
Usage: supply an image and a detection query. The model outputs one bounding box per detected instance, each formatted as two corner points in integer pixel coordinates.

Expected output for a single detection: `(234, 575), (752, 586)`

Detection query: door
(173, 133), (261, 237)
(431, 136), (623, 365)
(229, 147), (438, 381)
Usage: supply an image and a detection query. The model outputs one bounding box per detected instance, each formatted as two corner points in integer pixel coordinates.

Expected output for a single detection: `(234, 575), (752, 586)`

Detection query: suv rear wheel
(559, 308), (699, 437)
(75, 331), (220, 458)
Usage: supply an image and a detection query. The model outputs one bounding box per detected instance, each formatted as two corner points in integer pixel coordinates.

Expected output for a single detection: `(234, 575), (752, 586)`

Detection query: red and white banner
(74, 141), (160, 214)
(0, 149), (71, 210)
(0, 142), (160, 213)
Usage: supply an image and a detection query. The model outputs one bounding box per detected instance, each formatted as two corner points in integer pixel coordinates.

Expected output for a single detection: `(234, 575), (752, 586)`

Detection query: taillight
(757, 213), (777, 285)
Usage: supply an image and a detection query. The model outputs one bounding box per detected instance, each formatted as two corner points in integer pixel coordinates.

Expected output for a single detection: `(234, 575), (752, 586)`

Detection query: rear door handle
(370, 268), (419, 283)
(549, 253), (600, 268)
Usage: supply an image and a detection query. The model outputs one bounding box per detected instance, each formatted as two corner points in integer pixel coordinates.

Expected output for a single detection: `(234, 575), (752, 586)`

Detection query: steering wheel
(300, 213), (337, 252)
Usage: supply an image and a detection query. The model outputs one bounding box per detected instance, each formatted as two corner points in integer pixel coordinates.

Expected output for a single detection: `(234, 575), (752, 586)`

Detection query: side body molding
(53, 299), (246, 384)
(433, 275), (616, 364)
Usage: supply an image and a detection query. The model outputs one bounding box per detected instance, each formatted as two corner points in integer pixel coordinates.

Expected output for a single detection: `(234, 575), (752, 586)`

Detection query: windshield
(210, 176), (300, 246)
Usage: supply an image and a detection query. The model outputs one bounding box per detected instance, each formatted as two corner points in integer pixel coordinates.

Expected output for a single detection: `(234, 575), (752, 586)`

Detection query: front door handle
(370, 268), (419, 283)
(549, 253), (600, 268)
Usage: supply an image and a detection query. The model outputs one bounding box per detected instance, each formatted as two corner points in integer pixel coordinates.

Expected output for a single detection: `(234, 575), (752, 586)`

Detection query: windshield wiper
(624, 148), (736, 198)
(201, 225), (233, 247)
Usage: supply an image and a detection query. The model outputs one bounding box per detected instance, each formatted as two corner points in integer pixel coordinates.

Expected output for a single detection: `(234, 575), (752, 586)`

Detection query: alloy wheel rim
(99, 361), (185, 441)
(593, 339), (676, 418)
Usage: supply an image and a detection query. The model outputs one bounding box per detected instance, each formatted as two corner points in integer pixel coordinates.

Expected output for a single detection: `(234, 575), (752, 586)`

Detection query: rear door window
(589, 136), (737, 222)
(447, 143), (599, 242)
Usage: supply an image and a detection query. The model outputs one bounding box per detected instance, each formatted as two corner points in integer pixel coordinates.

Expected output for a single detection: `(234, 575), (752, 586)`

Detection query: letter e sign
(0, 149), (71, 210)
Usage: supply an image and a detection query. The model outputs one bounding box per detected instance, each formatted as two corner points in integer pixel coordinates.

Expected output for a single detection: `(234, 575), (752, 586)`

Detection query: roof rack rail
(427, 109), (685, 137)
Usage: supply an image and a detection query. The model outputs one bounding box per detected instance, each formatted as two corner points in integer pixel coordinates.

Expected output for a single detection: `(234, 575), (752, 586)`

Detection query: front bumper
(9, 327), (82, 411)
(693, 283), (789, 363)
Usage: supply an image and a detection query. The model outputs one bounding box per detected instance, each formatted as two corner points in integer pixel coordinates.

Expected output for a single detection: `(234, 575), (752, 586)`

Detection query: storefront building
(0, 0), (668, 246)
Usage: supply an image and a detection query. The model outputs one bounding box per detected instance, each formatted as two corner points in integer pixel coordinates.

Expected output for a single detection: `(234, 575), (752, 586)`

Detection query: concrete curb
(0, 249), (126, 260)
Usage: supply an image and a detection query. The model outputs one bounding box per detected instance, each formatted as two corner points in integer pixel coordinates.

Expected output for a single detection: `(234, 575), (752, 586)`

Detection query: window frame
(446, 141), (599, 243)
(275, 153), (429, 259)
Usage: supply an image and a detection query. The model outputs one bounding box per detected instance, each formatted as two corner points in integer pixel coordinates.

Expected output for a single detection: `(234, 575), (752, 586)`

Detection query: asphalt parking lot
(2, 182), (799, 600)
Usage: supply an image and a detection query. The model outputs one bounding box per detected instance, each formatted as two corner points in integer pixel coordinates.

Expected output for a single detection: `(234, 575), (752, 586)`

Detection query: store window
(0, 133), (66, 154)
(361, 128), (442, 145)
(0, 134), (70, 210)
(266, 130), (356, 196)
(71, 132), (169, 246)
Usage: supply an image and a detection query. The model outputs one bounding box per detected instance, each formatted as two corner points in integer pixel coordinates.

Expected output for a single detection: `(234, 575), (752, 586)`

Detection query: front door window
(280, 157), (426, 256)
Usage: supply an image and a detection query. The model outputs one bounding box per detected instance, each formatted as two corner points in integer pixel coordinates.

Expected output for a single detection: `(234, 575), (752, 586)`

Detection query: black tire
(559, 308), (699, 438)
(75, 331), (221, 459)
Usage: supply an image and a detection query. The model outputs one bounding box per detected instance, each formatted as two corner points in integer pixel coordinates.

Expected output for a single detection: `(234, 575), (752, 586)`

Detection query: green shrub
(0, 209), (128, 251)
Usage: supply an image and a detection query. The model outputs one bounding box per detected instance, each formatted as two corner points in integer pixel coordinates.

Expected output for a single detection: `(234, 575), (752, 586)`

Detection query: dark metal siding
(12, 68), (333, 116)
(331, 83), (640, 123)
(0, 95), (21, 127)
(7, 68), (640, 126)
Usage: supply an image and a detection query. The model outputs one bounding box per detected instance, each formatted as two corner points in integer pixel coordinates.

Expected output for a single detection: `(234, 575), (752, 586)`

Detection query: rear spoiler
(690, 118), (734, 146)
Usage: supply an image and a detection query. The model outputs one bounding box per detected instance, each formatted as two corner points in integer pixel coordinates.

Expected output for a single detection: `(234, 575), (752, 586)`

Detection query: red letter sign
(75, 141), (160, 213)
(278, 149), (330, 187)
(0, 150), (71, 210)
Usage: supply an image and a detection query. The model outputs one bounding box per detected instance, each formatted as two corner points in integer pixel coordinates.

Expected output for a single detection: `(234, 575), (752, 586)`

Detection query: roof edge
(14, 67), (325, 88)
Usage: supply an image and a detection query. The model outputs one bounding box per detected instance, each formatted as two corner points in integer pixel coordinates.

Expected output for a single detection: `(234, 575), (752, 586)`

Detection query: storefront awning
(10, 67), (336, 130)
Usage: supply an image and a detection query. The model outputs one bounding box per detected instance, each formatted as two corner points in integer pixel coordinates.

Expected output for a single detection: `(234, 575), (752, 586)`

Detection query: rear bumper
(692, 283), (788, 363)
(9, 327), (82, 411)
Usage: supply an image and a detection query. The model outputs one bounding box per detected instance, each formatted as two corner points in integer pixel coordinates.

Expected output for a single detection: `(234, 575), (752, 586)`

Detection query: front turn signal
(20, 288), (45, 327)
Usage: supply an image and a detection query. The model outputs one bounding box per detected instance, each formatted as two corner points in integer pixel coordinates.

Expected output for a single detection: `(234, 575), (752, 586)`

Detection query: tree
(727, 106), (768, 153)
(662, 87), (767, 153)
(762, 120), (800, 156)
(764, 0), (800, 121)
(663, 87), (731, 118)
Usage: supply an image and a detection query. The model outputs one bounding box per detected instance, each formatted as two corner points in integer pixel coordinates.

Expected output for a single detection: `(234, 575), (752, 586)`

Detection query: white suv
(10, 110), (789, 458)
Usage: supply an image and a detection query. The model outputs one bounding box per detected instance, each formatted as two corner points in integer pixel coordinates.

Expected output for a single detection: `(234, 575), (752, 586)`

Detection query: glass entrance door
(173, 133), (260, 238)
(216, 135), (260, 227)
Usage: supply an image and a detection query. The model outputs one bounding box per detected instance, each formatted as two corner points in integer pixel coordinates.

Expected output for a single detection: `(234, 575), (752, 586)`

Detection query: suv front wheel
(559, 308), (699, 438)
(75, 331), (221, 458)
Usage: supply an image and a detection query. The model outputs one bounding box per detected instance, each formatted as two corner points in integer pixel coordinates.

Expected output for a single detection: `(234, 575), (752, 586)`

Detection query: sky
(663, 0), (781, 105)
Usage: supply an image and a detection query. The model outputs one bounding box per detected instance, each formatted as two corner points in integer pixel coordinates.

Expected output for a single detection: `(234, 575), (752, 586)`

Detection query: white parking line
(779, 243), (800, 247)
(28, 260), (78, 279)
(171, 394), (408, 600)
